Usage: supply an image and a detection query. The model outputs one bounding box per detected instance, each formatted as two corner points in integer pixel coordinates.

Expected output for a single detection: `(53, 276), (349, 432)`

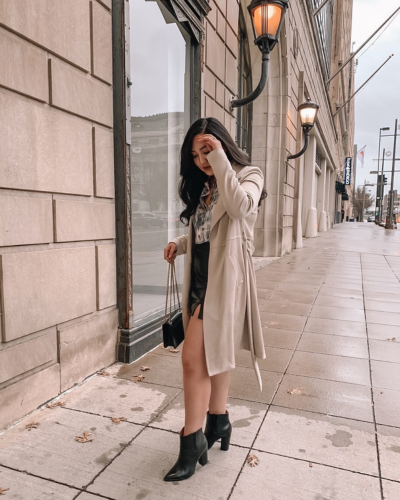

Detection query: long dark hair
(178, 117), (267, 225)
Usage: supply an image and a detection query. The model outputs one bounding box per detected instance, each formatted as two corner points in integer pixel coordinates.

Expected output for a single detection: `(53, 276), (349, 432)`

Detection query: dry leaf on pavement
(110, 417), (128, 425)
(133, 374), (145, 382)
(140, 366), (151, 371)
(287, 388), (304, 396)
(247, 454), (260, 467)
(25, 422), (39, 431)
(0, 487), (10, 495)
(169, 349), (179, 353)
(387, 337), (397, 342)
(99, 371), (111, 376)
(46, 401), (66, 409)
(309, 462), (313, 468)
(75, 431), (93, 443)
(269, 322), (279, 326)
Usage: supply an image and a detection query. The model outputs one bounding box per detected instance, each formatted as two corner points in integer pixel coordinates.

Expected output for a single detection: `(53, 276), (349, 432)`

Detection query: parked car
(367, 216), (375, 222)
(132, 211), (165, 228)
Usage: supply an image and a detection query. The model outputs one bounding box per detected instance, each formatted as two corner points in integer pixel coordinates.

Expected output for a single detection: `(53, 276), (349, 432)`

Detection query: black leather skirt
(189, 241), (210, 320)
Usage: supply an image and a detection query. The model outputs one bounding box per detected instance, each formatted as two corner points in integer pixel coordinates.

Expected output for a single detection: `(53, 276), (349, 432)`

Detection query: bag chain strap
(164, 262), (181, 323)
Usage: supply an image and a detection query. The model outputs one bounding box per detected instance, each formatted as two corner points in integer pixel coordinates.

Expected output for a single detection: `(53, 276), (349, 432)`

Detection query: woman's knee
(182, 349), (207, 377)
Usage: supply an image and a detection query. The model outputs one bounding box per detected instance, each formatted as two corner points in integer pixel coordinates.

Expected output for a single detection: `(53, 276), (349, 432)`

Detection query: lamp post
(385, 118), (398, 229)
(375, 127), (390, 222)
(230, 0), (288, 110)
(287, 98), (320, 160)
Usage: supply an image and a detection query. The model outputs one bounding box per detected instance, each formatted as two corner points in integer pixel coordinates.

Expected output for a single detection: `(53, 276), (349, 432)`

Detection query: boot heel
(198, 449), (208, 466)
(221, 435), (231, 451)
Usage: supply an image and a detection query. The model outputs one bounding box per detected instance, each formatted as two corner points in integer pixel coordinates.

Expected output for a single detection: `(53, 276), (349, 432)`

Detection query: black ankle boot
(164, 428), (208, 482)
(204, 411), (232, 451)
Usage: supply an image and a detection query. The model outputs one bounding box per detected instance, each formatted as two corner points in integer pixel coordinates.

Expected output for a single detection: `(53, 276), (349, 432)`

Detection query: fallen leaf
(132, 374), (145, 382)
(99, 371), (111, 376)
(309, 462), (313, 468)
(46, 401), (66, 409)
(25, 422), (39, 431)
(110, 417), (128, 425)
(387, 337), (397, 342)
(0, 487), (10, 495)
(269, 322), (279, 326)
(75, 431), (93, 443)
(247, 454), (260, 467)
(287, 388), (304, 396)
(140, 366), (151, 371)
(169, 349), (179, 353)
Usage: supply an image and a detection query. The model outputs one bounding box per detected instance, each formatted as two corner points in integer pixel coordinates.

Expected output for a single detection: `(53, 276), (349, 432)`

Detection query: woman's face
(191, 133), (214, 176)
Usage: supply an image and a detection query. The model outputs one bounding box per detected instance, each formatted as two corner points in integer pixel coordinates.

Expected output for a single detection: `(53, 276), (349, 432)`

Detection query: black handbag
(162, 262), (184, 349)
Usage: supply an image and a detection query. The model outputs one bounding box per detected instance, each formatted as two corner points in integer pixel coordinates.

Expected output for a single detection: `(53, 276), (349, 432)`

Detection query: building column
(325, 167), (331, 229)
(302, 135), (318, 237)
(317, 158), (327, 232)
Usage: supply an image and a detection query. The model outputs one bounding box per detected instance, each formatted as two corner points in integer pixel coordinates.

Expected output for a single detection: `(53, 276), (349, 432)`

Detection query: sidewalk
(1, 222), (400, 500)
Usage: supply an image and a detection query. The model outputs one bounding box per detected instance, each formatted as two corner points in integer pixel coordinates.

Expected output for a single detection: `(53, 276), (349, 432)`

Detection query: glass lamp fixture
(287, 98), (320, 160)
(230, 0), (288, 110)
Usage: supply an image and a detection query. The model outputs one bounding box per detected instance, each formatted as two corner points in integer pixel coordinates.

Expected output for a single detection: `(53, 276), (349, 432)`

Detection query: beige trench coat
(172, 148), (266, 390)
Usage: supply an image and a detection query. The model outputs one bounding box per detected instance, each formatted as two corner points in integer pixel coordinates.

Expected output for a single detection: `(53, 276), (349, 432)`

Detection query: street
(0, 222), (399, 500)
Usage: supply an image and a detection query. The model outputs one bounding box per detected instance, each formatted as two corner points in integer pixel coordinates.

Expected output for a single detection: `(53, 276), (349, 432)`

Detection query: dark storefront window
(236, 7), (253, 157)
(130, 0), (191, 320)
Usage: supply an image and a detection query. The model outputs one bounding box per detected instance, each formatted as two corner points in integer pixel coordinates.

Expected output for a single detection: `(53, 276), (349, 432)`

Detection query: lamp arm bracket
(230, 52), (269, 110)
(287, 128), (312, 161)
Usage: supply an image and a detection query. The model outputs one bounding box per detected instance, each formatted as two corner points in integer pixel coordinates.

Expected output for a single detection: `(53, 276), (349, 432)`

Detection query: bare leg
(209, 371), (230, 414)
(182, 305), (211, 436)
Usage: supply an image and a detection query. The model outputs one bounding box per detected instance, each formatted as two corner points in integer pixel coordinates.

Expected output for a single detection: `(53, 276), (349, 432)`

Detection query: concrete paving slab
(373, 388), (400, 427)
(230, 450), (381, 500)
(273, 374), (373, 422)
(115, 352), (183, 389)
(75, 494), (105, 500)
(367, 323), (400, 341)
(377, 425), (400, 482)
(254, 407), (378, 476)
(365, 300), (400, 314)
(297, 332), (369, 359)
(256, 288), (272, 300)
(287, 351), (371, 386)
(267, 290), (317, 304)
(369, 339), (400, 363)
(236, 346), (293, 373)
(382, 479), (400, 500)
(305, 317), (366, 338)
(310, 304), (366, 323)
(0, 407), (143, 489)
(259, 299), (312, 317)
(371, 360), (400, 391)
(263, 327), (302, 349)
(314, 294), (364, 310)
(320, 282), (363, 291)
(87, 427), (249, 499)
(363, 284), (400, 294)
(150, 391), (267, 448)
(260, 311), (307, 331)
(229, 366), (282, 404)
(62, 373), (181, 426)
(364, 291), (400, 303)
(0, 466), (80, 499)
(284, 275), (325, 285)
(255, 280), (281, 291)
(277, 283), (320, 294)
(318, 286), (363, 299)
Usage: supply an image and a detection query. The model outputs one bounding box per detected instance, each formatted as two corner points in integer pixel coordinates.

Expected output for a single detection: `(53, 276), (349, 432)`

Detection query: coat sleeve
(170, 234), (189, 256)
(207, 149), (264, 219)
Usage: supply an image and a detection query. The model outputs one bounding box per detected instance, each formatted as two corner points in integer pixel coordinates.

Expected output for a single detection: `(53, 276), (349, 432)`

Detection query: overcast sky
(352, 0), (400, 193)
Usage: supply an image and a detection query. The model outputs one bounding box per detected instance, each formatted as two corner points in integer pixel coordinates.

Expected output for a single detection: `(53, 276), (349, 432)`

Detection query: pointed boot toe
(164, 428), (208, 482)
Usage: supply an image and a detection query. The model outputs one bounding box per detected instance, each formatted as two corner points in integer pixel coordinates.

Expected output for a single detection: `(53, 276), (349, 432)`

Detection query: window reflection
(130, 0), (190, 319)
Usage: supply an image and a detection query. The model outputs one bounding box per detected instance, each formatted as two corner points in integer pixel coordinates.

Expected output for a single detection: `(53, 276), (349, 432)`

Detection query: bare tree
(350, 186), (375, 219)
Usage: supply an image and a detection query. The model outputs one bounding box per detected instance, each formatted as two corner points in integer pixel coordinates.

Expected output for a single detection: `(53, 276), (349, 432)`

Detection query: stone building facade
(0, 0), (354, 429)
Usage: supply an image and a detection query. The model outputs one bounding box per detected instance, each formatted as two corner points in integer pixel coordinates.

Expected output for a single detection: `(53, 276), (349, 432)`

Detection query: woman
(163, 117), (266, 482)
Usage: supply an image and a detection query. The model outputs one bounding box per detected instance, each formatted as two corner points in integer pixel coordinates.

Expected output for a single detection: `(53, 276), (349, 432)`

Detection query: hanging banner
(344, 157), (353, 185)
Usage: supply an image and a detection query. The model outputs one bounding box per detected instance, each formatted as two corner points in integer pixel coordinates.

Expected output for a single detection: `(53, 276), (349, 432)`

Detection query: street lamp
(230, 0), (288, 110)
(287, 98), (320, 160)
(375, 126), (390, 222)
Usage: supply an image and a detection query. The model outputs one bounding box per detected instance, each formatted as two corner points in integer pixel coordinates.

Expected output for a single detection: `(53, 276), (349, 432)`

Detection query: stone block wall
(203, 0), (239, 139)
(0, 0), (117, 430)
